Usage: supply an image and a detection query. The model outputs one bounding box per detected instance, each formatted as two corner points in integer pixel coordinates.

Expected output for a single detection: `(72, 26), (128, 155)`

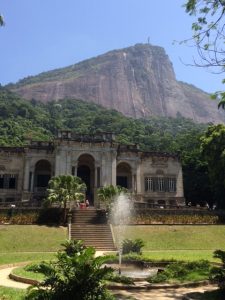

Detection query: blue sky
(0, 0), (224, 93)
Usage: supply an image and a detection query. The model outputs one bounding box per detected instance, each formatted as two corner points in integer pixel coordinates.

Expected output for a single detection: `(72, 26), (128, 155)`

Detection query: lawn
(1, 225), (225, 264)
(0, 287), (26, 300)
(0, 225), (67, 252)
(113, 225), (225, 261)
(0, 225), (66, 266)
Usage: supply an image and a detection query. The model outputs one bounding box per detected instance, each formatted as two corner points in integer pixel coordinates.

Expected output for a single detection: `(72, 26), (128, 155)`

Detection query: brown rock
(8, 44), (225, 123)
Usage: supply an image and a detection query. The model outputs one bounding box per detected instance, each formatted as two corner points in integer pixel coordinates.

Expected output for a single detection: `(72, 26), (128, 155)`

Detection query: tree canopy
(184, 0), (225, 69)
(47, 175), (86, 222)
(201, 124), (225, 208)
(0, 14), (4, 26)
(184, 0), (225, 107)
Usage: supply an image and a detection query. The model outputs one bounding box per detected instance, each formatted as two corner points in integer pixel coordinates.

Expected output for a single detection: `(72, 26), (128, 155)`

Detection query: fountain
(109, 192), (159, 279)
(110, 192), (133, 274)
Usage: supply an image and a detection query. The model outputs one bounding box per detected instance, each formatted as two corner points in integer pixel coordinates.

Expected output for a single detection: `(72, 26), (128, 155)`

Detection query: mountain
(7, 43), (225, 124)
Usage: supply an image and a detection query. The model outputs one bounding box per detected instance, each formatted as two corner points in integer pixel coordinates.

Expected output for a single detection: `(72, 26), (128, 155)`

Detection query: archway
(116, 162), (132, 189)
(77, 154), (95, 205)
(34, 160), (51, 192)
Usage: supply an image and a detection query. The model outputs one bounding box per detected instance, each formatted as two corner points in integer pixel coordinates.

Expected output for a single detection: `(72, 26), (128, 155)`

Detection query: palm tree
(47, 175), (86, 222)
(97, 185), (127, 210)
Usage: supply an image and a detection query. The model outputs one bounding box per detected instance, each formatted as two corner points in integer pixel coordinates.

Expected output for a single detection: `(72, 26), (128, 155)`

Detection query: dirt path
(112, 285), (218, 300)
(0, 267), (29, 289)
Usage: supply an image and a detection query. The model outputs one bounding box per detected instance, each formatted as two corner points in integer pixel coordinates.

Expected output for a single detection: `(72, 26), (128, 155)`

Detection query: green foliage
(106, 273), (134, 285)
(148, 260), (211, 283)
(0, 14), (4, 26)
(46, 175), (86, 222)
(25, 240), (115, 300)
(184, 0), (225, 107)
(122, 238), (145, 255)
(0, 208), (64, 225)
(201, 124), (225, 208)
(210, 250), (225, 289)
(129, 213), (220, 225)
(97, 185), (128, 209)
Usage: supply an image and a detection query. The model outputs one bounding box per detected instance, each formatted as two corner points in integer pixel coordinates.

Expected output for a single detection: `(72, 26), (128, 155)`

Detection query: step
(70, 209), (114, 250)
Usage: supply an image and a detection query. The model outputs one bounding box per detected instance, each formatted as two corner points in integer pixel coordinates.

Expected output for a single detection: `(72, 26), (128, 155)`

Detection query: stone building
(0, 131), (185, 207)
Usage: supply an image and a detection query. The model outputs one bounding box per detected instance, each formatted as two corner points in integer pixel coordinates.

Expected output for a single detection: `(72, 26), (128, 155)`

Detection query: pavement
(112, 285), (218, 300)
(0, 267), (30, 289)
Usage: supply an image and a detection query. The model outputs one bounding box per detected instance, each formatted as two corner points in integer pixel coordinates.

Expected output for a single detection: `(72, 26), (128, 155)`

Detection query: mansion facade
(0, 131), (185, 207)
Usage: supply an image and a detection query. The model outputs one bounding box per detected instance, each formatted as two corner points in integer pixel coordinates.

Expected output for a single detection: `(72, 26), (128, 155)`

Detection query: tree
(47, 175), (86, 222)
(184, 0), (225, 106)
(201, 124), (225, 208)
(97, 185), (127, 210)
(25, 240), (115, 300)
(184, 0), (225, 69)
(0, 14), (4, 26)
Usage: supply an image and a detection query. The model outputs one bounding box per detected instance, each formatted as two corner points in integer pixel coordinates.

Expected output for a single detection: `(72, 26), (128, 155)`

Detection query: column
(55, 152), (61, 176)
(72, 164), (77, 176)
(66, 151), (72, 175)
(132, 173), (137, 193)
(111, 151), (117, 186)
(136, 163), (141, 194)
(95, 166), (98, 187)
(23, 159), (30, 191)
(30, 171), (34, 192)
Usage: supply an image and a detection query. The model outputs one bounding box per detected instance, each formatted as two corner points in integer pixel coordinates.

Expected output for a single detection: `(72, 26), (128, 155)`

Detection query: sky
(0, 0), (224, 93)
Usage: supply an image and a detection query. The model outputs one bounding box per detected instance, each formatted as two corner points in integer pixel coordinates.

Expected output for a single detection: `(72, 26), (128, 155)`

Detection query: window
(168, 177), (176, 192)
(158, 177), (164, 192)
(0, 174), (18, 189)
(145, 177), (153, 192)
(145, 176), (176, 192)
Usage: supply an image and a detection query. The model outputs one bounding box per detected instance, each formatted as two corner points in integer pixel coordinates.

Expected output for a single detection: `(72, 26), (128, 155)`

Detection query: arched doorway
(77, 154), (95, 205)
(33, 160), (51, 200)
(116, 162), (132, 189)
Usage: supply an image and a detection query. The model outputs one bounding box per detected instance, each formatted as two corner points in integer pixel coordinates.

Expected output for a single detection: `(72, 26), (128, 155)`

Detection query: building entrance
(77, 154), (95, 205)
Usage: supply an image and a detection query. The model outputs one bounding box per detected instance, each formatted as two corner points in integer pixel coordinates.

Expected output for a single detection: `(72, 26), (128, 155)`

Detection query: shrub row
(0, 208), (64, 225)
(129, 214), (222, 224)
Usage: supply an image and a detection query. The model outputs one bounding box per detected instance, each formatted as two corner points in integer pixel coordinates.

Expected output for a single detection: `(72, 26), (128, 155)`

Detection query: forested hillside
(0, 86), (210, 205)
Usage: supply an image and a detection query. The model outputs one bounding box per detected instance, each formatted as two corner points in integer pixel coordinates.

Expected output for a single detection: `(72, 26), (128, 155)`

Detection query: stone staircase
(71, 208), (116, 251)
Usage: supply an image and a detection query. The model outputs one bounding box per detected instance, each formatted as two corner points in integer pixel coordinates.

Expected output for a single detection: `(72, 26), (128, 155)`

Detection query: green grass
(12, 265), (45, 282)
(0, 287), (26, 300)
(113, 225), (225, 250)
(0, 252), (55, 266)
(0, 225), (67, 253)
(141, 250), (217, 262)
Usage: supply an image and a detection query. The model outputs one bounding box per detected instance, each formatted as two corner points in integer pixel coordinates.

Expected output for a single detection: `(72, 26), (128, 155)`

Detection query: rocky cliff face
(8, 44), (225, 123)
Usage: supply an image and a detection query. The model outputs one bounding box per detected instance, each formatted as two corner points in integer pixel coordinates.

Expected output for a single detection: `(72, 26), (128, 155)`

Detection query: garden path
(0, 267), (29, 289)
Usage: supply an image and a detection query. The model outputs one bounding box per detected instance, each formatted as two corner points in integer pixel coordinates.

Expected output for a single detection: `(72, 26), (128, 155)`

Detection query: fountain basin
(106, 263), (158, 280)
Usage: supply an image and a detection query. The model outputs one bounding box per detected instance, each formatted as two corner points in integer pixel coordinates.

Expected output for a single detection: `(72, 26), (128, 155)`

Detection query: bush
(210, 250), (225, 289)
(130, 213), (220, 225)
(148, 260), (210, 283)
(122, 238), (145, 255)
(106, 273), (134, 285)
(0, 208), (64, 225)
(25, 240), (115, 300)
